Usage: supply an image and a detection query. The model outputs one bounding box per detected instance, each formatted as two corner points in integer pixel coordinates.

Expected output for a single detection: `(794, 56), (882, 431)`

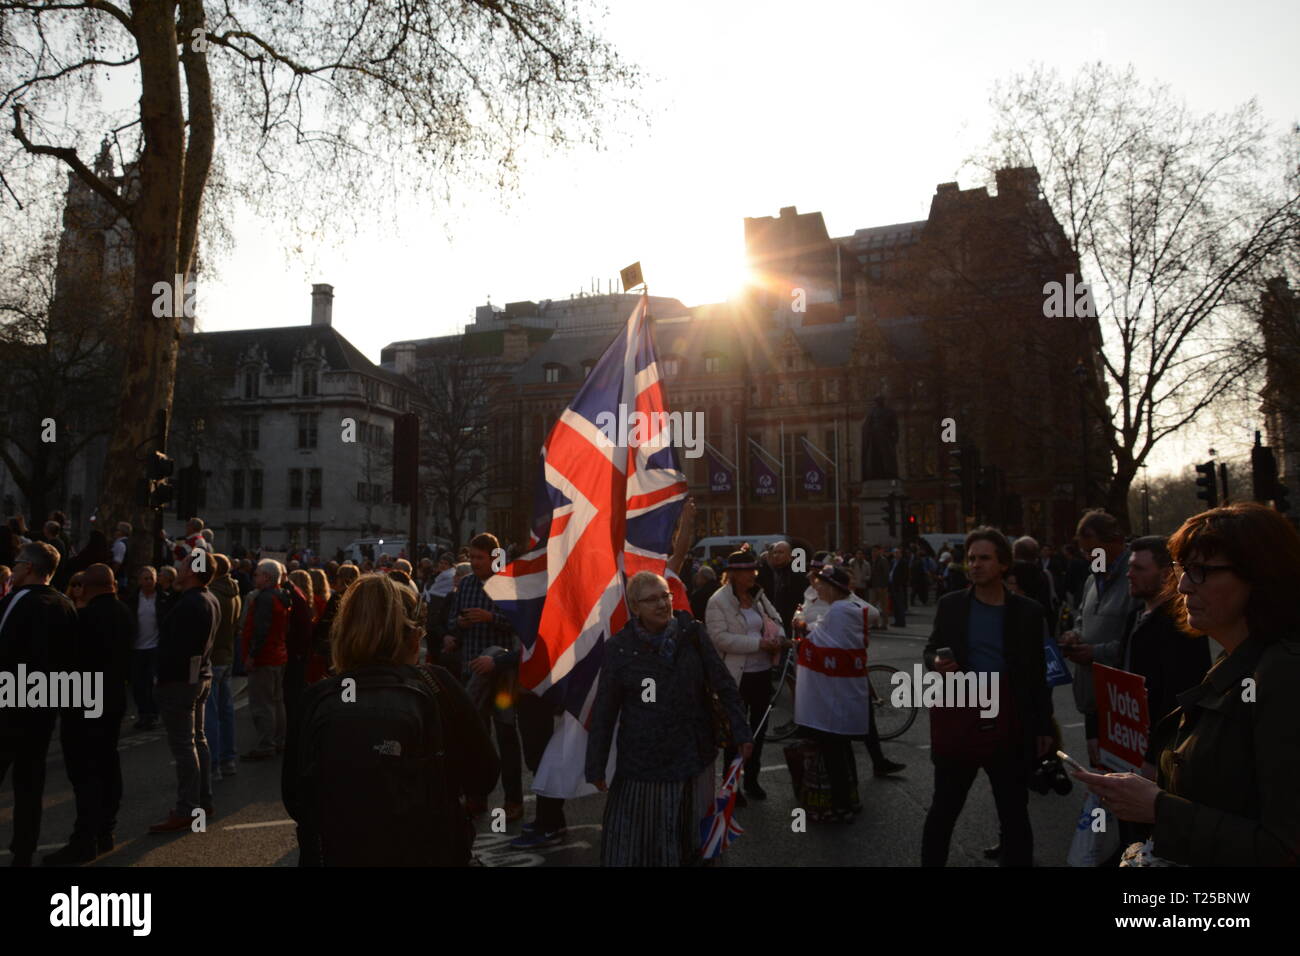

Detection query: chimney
(393, 342), (417, 378)
(311, 283), (334, 326)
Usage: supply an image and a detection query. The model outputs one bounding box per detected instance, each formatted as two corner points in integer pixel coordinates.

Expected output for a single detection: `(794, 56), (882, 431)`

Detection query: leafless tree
(1, 0), (640, 568)
(969, 63), (1300, 530)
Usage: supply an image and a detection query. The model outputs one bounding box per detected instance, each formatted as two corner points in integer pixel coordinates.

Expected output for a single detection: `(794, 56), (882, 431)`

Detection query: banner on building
(706, 444), (734, 494)
(800, 438), (826, 494)
(750, 440), (779, 497)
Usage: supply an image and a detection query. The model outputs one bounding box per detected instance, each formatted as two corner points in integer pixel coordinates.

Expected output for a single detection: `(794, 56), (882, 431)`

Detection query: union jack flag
(484, 295), (690, 724)
(700, 756), (746, 859)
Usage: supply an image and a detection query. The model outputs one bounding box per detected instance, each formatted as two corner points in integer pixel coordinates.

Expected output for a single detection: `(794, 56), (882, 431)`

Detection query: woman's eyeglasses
(1174, 562), (1236, 585)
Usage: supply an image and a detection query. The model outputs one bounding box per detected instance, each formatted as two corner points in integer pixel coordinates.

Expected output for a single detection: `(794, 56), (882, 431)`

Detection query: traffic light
(881, 493), (897, 537)
(1194, 461), (1217, 509)
(138, 450), (175, 511)
(903, 512), (918, 542)
(1251, 435), (1291, 513)
(1251, 443), (1277, 503)
(948, 445), (979, 517)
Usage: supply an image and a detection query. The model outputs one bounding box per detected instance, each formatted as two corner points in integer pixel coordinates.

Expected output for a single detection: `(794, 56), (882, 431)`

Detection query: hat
(810, 550), (830, 570)
(725, 551), (759, 571)
(939, 553), (952, 563)
(816, 564), (853, 594)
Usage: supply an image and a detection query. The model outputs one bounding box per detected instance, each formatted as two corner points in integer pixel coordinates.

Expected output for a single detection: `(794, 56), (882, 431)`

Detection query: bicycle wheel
(868, 663), (917, 741)
(766, 675), (799, 741)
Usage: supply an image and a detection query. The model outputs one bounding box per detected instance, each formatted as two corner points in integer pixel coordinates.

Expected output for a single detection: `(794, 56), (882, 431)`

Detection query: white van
(690, 534), (812, 564)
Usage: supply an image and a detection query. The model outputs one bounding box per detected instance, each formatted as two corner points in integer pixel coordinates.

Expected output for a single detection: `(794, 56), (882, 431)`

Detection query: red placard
(1092, 663), (1150, 772)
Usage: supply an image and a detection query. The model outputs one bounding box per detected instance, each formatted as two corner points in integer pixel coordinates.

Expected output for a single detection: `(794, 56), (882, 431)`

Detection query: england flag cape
(794, 598), (871, 736)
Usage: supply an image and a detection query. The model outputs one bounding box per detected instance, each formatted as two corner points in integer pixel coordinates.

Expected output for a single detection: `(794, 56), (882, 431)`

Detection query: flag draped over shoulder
(484, 296), (689, 731)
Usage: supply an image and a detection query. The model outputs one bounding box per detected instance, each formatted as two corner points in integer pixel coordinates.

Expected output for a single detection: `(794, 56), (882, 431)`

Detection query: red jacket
(242, 587), (290, 667)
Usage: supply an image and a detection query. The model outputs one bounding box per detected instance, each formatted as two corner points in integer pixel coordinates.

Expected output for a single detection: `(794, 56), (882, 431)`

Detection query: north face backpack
(294, 664), (460, 866)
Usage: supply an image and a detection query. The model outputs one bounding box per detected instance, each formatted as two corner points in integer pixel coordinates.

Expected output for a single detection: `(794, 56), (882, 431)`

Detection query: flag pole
(780, 421), (787, 534)
(834, 421), (841, 551)
(735, 422), (742, 536)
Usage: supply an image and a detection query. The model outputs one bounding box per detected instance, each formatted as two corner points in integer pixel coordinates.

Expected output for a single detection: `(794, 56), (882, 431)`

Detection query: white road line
(222, 819), (296, 830)
(1062, 721), (1084, 728)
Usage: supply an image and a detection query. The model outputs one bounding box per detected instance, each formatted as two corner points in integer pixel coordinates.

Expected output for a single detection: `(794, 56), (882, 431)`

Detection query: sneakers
(509, 828), (566, 850)
(42, 840), (97, 866)
(220, 760), (238, 776)
(148, 812), (192, 833)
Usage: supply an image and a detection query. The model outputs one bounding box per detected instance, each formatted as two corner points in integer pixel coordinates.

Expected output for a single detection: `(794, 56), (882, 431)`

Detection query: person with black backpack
(282, 574), (498, 866)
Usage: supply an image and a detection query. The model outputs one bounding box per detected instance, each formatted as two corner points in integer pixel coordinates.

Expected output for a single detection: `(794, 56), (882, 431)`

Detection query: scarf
(632, 614), (681, 661)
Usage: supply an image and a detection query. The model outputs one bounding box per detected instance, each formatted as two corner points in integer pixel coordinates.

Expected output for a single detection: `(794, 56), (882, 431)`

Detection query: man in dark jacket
(0, 541), (78, 865)
(44, 563), (133, 865)
(148, 551), (220, 833)
(205, 554), (242, 778)
(921, 528), (1054, 867)
(756, 540), (808, 636)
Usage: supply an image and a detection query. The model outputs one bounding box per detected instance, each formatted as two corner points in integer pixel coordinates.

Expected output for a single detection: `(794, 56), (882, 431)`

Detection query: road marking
(223, 819), (296, 830)
(0, 843), (65, 857)
(1062, 721), (1083, 728)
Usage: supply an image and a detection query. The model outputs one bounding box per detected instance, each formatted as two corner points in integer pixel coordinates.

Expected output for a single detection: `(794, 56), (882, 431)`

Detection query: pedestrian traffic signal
(138, 450), (175, 510)
(948, 445), (979, 517)
(1194, 461), (1217, 508)
(903, 512), (918, 542)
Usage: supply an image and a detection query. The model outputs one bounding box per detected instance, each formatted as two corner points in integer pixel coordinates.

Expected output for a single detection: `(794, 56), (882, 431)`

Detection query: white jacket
(705, 583), (782, 688)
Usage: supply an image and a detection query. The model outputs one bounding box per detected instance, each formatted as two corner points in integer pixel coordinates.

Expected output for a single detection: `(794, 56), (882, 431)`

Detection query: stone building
(407, 166), (1110, 550)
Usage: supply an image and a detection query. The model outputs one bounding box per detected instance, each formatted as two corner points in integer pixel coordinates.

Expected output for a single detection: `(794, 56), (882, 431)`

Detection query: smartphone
(1056, 750), (1089, 774)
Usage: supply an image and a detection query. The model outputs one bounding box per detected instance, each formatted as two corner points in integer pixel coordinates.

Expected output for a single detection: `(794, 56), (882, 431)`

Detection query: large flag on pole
(750, 438), (779, 497)
(484, 295), (689, 796)
(706, 442), (735, 493)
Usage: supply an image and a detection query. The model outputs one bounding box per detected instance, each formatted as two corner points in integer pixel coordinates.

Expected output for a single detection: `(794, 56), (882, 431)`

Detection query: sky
(73, 1), (1300, 478)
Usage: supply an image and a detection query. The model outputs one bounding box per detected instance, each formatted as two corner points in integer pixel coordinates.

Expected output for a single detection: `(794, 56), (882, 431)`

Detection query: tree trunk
(96, 3), (186, 575)
(1106, 468), (1135, 535)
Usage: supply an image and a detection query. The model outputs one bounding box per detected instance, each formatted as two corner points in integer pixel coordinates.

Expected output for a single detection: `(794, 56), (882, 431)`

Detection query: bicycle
(766, 661), (918, 742)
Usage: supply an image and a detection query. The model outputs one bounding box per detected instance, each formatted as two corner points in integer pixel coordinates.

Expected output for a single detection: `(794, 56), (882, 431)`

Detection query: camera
(1028, 754), (1073, 796)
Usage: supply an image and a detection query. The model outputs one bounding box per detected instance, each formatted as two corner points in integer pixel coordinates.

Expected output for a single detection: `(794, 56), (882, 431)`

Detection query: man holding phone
(920, 527), (1054, 867)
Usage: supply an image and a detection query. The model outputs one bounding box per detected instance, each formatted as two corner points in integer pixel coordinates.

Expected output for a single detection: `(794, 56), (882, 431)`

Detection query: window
(249, 470), (263, 509)
(356, 481), (369, 503)
(247, 521), (261, 548)
(232, 470), (244, 509)
(371, 483), (385, 504)
(582, 361), (595, 378)
(661, 357), (680, 377)
(705, 355), (722, 374)
(297, 413), (318, 449)
(308, 468), (322, 508)
(289, 468), (303, 508)
(302, 365), (318, 397)
(240, 415), (260, 450)
(544, 365), (561, 384)
(243, 368), (259, 398)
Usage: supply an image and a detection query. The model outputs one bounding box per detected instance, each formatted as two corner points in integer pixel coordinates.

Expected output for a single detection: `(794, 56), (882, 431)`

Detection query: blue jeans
(205, 665), (236, 764)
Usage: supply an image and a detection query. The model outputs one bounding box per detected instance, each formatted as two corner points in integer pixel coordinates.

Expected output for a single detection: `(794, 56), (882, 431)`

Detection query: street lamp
(1141, 462), (1150, 535)
(1073, 360), (1090, 508)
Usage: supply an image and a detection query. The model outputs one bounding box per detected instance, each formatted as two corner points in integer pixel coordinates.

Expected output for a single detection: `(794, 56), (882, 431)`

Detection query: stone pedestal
(859, 478), (904, 548)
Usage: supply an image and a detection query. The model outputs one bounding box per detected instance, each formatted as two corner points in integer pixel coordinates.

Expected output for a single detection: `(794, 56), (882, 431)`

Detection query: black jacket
(70, 592), (134, 716)
(156, 586), (220, 684)
(0, 584), (78, 733)
(923, 587), (1054, 764)
(123, 585), (176, 647)
(1151, 634), (1300, 866)
(757, 563), (809, 635)
(586, 611), (752, 784)
(1121, 602), (1211, 728)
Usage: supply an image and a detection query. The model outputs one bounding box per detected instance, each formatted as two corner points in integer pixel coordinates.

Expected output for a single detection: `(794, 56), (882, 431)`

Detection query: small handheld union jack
(700, 756), (746, 859)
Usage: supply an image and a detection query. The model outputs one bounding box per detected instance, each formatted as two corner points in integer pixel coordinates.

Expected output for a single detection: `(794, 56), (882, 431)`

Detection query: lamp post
(1141, 463), (1150, 534)
(1073, 360), (1090, 508)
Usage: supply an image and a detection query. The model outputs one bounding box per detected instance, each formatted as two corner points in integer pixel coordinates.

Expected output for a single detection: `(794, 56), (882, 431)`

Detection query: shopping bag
(1066, 791), (1120, 866)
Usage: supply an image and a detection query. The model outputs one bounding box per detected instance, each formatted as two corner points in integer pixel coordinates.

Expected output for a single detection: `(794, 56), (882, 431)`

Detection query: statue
(861, 394), (899, 479)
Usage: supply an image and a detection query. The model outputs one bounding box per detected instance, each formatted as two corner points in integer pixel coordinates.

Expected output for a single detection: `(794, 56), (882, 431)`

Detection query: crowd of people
(1, 498), (1297, 868)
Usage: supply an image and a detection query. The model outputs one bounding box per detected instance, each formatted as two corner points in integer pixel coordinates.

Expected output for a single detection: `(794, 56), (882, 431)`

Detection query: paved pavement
(1, 599), (1095, 867)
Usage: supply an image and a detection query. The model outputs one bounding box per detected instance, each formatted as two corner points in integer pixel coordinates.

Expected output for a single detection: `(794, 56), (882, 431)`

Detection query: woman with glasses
(1072, 503), (1300, 866)
(586, 571), (752, 866)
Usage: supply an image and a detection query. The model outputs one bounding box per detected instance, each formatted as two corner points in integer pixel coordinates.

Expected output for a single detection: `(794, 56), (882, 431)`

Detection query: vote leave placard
(1092, 663), (1150, 773)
